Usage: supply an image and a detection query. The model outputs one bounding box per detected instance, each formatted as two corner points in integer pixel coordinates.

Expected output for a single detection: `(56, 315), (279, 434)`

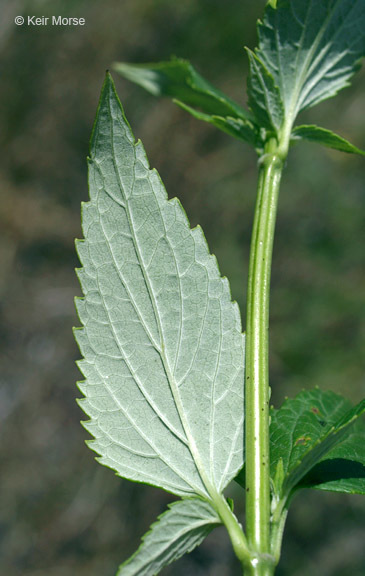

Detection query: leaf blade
(246, 48), (285, 133)
(254, 0), (365, 126)
(300, 422), (365, 495)
(117, 498), (220, 576)
(113, 59), (259, 147)
(113, 58), (251, 121)
(292, 125), (365, 155)
(173, 99), (259, 147)
(270, 389), (365, 498)
(75, 73), (245, 498)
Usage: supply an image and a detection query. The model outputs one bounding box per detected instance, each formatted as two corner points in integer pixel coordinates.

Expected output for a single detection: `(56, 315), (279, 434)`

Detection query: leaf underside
(255, 0), (365, 124)
(74, 73), (245, 500)
(117, 498), (220, 576)
(270, 389), (365, 498)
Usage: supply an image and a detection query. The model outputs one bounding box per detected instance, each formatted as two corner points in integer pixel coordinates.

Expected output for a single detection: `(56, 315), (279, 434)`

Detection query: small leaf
(75, 73), (245, 499)
(174, 100), (259, 147)
(113, 58), (252, 121)
(270, 389), (365, 498)
(246, 48), (285, 133)
(254, 0), (365, 126)
(117, 498), (220, 576)
(300, 421), (365, 495)
(292, 125), (365, 156)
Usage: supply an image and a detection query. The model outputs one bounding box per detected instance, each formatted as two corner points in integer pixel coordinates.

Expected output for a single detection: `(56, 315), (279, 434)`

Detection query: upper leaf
(270, 389), (365, 498)
(252, 0), (365, 129)
(75, 73), (245, 499)
(114, 58), (250, 120)
(117, 498), (220, 576)
(113, 59), (259, 147)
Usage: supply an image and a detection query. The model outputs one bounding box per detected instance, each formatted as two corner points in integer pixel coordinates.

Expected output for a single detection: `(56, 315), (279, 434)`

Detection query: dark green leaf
(75, 73), (245, 499)
(300, 421), (365, 494)
(292, 125), (365, 156)
(117, 498), (220, 576)
(270, 389), (365, 498)
(254, 0), (365, 127)
(113, 58), (251, 121)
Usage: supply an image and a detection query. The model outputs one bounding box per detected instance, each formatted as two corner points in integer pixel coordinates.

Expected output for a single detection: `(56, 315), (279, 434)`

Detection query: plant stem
(245, 138), (284, 560)
(244, 559), (276, 576)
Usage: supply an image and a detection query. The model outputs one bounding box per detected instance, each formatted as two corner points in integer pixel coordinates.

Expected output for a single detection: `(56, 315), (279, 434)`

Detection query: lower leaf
(117, 498), (221, 576)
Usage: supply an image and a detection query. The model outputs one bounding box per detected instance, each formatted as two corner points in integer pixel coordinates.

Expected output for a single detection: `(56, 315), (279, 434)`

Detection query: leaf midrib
(106, 89), (216, 499)
(88, 160), (190, 449)
(88, 270), (201, 493)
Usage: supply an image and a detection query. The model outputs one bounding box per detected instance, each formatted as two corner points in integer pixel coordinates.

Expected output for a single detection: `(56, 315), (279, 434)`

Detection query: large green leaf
(251, 0), (365, 128)
(270, 389), (365, 498)
(292, 125), (365, 156)
(75, 73), (245, 500)
(117, 498), (220, 576)
(113, 59), (258, 147)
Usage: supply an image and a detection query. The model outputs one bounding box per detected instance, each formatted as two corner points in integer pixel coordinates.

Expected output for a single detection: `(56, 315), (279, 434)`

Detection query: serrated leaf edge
(116, 497), (221, 576)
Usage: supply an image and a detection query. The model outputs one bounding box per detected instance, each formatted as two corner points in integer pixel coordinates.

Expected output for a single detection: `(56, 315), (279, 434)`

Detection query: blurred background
(0, 0), (364, 574)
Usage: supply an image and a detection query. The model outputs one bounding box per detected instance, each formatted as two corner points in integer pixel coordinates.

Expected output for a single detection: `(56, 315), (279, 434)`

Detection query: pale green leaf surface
(117, 498), (220, 576)
(75, 73), (245, 499)
(246, 49), (284, 133)
(113, 58), (252, 121)
(174, 100), (259, 147)
(270, 389), (365, 497)
(292, 125), (365, 155)
(254, 0), (365, 126)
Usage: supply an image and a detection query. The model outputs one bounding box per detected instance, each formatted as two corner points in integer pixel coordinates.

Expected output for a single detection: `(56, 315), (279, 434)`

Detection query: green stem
(244, 559), (276, 576)
(245, 138), (285, 560)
